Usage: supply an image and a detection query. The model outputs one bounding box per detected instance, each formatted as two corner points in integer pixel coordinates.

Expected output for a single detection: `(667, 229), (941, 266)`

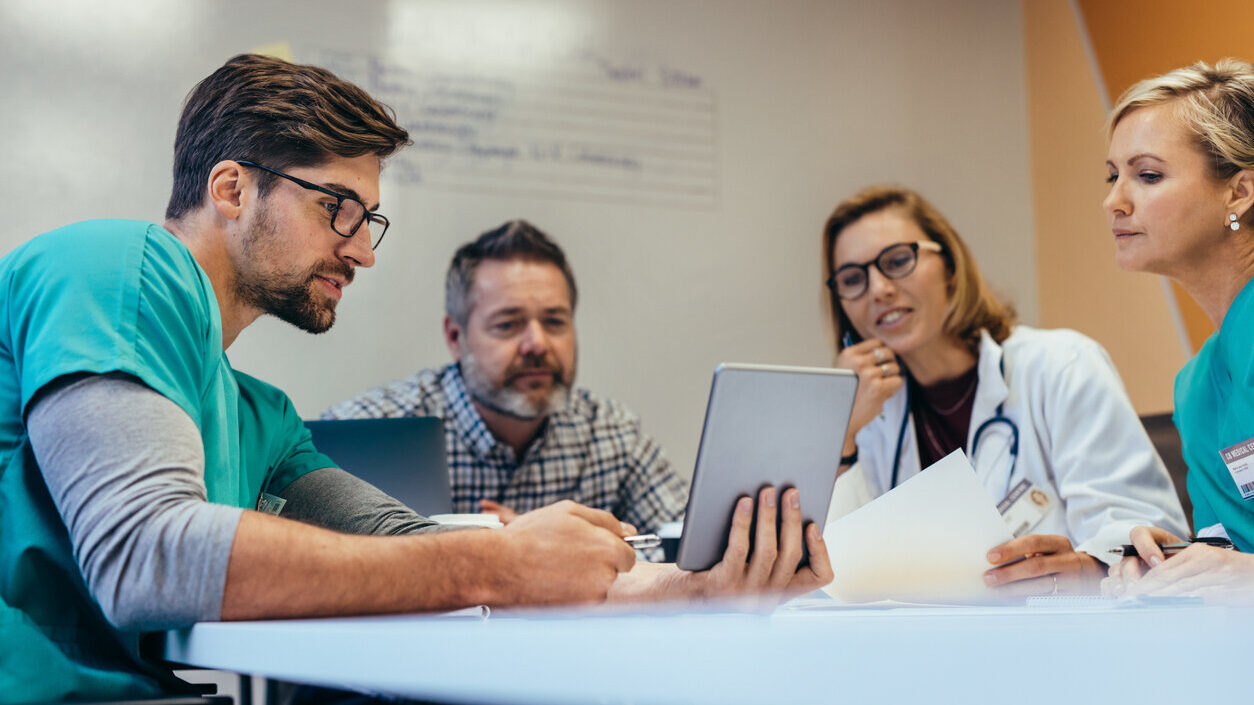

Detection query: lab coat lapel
(968, 330), (1015, 497)
(876, 381), (919, 491)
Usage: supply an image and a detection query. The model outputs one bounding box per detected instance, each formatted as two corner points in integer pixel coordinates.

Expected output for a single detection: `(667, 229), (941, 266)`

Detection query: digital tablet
(675, 363), (858, 572)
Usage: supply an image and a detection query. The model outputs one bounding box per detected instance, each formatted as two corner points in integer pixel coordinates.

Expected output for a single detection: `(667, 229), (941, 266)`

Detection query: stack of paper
(822, 450), (1013, 604)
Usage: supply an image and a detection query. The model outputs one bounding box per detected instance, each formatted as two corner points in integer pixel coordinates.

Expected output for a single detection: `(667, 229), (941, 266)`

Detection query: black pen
(1109, 536), (1235, 558)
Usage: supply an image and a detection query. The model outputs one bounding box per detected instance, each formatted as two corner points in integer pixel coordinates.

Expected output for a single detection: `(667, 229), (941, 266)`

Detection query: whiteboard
(0, 0), (1034, 478)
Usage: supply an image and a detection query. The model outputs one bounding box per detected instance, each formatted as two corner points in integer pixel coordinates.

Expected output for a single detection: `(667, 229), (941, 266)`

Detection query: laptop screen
(304, 417), (453, 516)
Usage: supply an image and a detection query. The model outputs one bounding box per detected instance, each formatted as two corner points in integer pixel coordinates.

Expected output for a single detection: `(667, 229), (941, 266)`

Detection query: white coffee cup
(429, 513), (505, 529)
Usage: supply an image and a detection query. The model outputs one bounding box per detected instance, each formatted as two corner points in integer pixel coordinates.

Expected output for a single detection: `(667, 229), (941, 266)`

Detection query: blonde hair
(822, 185), (1015, 355)
(1109, 58), (1254, 181)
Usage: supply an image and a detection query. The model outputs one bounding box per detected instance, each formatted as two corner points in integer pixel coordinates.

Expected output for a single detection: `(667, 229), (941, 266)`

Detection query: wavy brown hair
(822, 185), (1015, 355)
(166, 53), (411, 220)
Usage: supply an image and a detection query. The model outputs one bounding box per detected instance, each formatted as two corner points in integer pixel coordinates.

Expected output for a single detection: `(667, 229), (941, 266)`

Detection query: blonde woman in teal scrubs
(1103, 59), (1254, 603)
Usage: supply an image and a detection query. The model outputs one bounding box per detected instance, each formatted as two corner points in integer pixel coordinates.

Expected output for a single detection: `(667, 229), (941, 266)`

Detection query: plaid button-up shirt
(322, 364), (687, 538)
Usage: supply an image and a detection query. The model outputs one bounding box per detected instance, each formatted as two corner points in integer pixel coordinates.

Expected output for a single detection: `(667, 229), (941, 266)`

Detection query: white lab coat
(827, 326), (1189, 562)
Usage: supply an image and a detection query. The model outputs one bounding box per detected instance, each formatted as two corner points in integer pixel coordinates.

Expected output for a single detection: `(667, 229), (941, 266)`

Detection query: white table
(164, 600), (1253, 704)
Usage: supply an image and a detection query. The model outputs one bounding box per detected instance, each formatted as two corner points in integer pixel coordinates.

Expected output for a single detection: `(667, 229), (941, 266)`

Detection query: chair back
(1140, 412), (1193, 533)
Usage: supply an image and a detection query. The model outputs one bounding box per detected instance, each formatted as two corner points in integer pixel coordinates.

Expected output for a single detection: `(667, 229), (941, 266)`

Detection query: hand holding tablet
(685, 486), (833, 599)
(676, 364), (858, 572)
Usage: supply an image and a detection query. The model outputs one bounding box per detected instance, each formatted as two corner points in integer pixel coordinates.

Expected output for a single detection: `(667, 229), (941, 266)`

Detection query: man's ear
(1226, 169), (1254, 225)
(206, 160), (249, 221)
(444, 315), (463, 360)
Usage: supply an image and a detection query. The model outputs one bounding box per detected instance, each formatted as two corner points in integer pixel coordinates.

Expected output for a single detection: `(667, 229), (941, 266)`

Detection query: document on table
(821, 450), (1013, 604)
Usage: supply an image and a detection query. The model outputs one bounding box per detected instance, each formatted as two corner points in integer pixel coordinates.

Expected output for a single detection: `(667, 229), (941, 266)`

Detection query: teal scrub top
(1175, 275), (1254, 552)
(0, 220), (334, 703)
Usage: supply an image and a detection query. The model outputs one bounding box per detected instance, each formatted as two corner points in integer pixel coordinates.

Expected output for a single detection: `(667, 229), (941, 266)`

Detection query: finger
(800, 523), (835, 587)
(870, 361), (901, 379)
(559, 500), (631, 536)
(987, 534), (1072, 564)
(842, 338), (886, 354)
(879, 376), (904, 396)
(1129, 545), (1216, 592)
(836, 341), (882, 368)
(479, 500), (519, 524)
(720, 496), (754, 567)
(1100, 575), (1122, 597)
(609, 537), (637, 573)
(1127, 570), (1217, 598)
(747, 487), (779, 584)
(620, 522), (638, 537)
(984, 554), (1057, 586)
(870, 343), (897, 365)
(769, 488), (804, 588)
(1115, 555), (1144, 586)
(1128, 526), (1176, 569)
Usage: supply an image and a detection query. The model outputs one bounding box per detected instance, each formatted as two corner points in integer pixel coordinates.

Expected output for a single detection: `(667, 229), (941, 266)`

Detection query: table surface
(164, 598), (1254, 705)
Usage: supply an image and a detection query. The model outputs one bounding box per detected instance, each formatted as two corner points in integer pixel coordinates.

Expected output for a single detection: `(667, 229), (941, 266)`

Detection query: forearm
(221, 511), (509, 619)
(275, 467), (454, 536)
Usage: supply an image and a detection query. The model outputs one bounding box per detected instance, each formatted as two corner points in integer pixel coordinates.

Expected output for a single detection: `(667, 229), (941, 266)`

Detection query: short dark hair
(445, 220), (578, 326)
(165, 53), (411, 220)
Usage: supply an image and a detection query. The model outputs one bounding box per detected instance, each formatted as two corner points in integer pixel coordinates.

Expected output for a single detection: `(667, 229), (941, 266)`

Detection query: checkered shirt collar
(442, 363), (505, 459)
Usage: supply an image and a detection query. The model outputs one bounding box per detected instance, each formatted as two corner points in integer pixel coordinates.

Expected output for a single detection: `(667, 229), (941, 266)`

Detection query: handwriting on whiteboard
(309, 49), (719, 209)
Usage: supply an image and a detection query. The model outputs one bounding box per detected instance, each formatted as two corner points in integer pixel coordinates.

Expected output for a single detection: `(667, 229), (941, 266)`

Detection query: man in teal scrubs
(0, 54), (832, 703)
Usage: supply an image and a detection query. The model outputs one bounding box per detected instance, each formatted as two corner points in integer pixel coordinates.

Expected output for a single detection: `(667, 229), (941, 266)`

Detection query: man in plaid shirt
(323, 220), (687, 544)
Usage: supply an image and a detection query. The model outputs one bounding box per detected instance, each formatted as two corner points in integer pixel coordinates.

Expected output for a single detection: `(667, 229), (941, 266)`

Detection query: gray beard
(460, 352), (571, 421)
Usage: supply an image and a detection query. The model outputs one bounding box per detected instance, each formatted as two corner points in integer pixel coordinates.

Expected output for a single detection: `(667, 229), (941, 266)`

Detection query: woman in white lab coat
(823, 185), (1188, 595)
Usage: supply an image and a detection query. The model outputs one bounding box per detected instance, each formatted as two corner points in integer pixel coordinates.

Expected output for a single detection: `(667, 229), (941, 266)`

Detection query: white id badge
(256, 492), (287, 516)
(997, 479), (1053, 537)
(1219, 438), (1254, 500)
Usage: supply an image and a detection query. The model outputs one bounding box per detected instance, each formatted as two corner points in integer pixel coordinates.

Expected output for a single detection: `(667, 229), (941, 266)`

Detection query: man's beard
(460, 351), (573, 421)
(235, 206), (353, 334)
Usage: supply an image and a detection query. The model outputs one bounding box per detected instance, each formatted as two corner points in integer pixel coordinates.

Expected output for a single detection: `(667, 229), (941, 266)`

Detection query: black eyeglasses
(827, 241), (944, 300)
(236, 160), (390, 250)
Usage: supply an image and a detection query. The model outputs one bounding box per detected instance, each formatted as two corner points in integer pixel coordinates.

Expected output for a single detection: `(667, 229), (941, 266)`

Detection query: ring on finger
(872, 348), (886, 364)
(879, 362), (892, 378)
(1051, 575), (1058, 595)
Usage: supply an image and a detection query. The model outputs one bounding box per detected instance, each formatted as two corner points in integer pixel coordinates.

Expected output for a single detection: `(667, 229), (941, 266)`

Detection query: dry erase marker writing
(624, 534), (661, 549)
(1108, 536), (1235, 558)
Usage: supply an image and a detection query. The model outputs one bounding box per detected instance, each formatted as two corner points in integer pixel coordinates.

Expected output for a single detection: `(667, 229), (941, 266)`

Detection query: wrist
(456, 529), (515, 606)
(671, 567), (707, 602)
(840, 445), (858, 467)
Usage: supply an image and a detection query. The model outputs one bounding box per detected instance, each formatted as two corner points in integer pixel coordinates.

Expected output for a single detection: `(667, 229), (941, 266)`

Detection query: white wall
(0, 0), (1034, 478)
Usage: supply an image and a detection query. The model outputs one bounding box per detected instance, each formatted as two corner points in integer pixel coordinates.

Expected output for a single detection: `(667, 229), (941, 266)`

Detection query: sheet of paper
(821, 450), (1013, 604)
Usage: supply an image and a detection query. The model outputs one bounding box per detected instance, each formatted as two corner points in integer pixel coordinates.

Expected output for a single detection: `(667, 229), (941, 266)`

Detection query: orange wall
(1024, 0), (1184, 413)
(1078, 0), (1254, 352)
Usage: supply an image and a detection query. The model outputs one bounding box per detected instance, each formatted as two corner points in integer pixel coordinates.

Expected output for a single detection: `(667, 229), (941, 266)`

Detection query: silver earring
(1230, 213), (1241, 231)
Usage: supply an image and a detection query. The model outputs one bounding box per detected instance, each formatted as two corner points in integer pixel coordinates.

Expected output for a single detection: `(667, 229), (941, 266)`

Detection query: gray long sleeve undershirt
(28, 373), (452, 632)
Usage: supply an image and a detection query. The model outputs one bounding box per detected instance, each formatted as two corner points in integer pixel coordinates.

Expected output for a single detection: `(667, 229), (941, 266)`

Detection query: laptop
(304, 417), (453, 517)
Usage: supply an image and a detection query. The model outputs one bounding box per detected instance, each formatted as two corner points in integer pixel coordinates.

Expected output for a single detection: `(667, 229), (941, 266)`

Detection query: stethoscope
(888, 357), (1020, 496)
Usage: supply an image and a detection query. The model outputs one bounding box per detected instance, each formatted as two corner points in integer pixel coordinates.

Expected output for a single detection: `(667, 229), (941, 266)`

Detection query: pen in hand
(1108, 536), (1235, 558)
(624, 534), (661, 550)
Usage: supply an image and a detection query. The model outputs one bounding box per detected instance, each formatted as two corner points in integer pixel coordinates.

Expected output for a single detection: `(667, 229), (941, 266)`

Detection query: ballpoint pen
(624, 534), (662, 550)
(1108, 536), (1235, 558)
